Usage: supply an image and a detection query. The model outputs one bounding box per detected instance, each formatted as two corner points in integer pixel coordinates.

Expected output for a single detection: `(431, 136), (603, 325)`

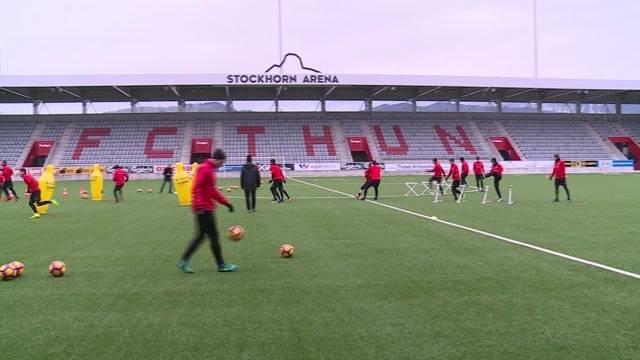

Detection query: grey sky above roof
(0, 0), (638, 79)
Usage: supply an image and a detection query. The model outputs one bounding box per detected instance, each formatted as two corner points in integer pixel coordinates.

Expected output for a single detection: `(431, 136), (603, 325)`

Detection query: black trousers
(494, 176), (502, 198)
(429, 176), (444, 194)
(159, 178), (173, 193)
(461, 174), (468, 186)
(182, 211), (225, 267)
(270, 180), (282, 200)
(475, 174), (485, 190)
(362, 180), (380, 199)
(28, 190), (51, 213)
(554, 178), (571, 200)
(244, 188), (256, 210)
(3, 180), (18, 199)
(113, 185), (124, 202)
(451, 180), (461, 200)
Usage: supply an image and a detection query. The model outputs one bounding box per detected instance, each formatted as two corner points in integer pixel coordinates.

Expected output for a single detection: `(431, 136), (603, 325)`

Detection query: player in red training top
(427, 158), (445, 194)
(177, 149), (237, 274)
(269, 159), (290, 203)
(548, 154), (571, 202)
(2, 161), (19, 201)
(111, 165), (129, 203)
(18, 168), (59, 219)
(356, 161), (381, 200)
(472, 156), (485, 191)
(445, 159), (462, 201)
(459, 157), (469, 187)
(484, 158), (504, 202)
(0, 170), (4, 201)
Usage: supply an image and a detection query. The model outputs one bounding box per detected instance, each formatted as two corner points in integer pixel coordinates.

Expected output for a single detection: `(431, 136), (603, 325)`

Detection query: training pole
(433, 183), (443, 203)
(456, 184), (466, 204)
(508, 185), (514, 205)
(481, 185), (490, 204)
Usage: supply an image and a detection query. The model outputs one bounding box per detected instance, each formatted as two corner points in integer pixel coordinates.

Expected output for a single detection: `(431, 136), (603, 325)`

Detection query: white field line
(290, 177), (640, 281)
(224, 195), (409, 199)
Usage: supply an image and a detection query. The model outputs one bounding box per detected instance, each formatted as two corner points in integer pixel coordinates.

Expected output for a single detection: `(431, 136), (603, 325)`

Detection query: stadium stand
(501, 117), (613, 160)
(3, 113), (640, 167)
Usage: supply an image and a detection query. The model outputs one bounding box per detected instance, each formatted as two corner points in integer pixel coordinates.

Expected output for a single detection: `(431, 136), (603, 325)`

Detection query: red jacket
(473, 161), (484, 175)
(112, 169), (129, 186)
(270, 164), (285, 181)
(447, 163), (461, 181)
(192, 159), (229, 212)
(22, 173), (40, 193)
(550, 160), (566, 180)
(364, 167), (371, 181)
(487, 163), (504, 178)
(2, 165), (13, 178)
(461, 161), (469, 175)
(368, 165), (381, 181)
(428, 163), (445, 178)
(0, 174), (4, 185)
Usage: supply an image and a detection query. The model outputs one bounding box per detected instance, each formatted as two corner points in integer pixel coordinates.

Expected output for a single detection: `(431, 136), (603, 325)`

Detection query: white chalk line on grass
(289, 177), (640, 281)
(224, 195), (409, 199)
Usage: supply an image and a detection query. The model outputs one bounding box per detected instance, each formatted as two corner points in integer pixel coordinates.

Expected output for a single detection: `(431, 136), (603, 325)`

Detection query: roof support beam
(544, 90), (577, 100)
(502, 88), (537, 100)
(169, 85), (180, 99)
(371, 86), (388, 98)
(459, 87), (488, 99)
(0, 87), (32, 99)
(113, 86), (131, 98)
(324, 86), (336, 97)
(57, 87), (82, 99)
(408, 86), (441, 102)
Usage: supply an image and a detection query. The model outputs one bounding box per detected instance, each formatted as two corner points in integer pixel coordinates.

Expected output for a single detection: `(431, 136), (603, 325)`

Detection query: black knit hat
(212, 149), (227, 160)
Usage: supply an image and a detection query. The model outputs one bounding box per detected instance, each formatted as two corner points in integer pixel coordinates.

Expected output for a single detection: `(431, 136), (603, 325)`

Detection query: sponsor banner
(384, 163), (430, 172)
(57, 165), (107, 175)
(294, 163), (341, 171)
(341, 162), (386, 170)
(612, 160), (634, 167)
(218, 164), (244, 172)
(565, 160), (598, 168)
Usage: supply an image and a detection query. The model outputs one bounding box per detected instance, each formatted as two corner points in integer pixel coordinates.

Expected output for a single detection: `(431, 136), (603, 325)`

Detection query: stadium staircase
(180, 120), (194, 164)
(494, 120), (526, 160)
(214, 120), (224, 152)
(15, 121), (44, 167)
(468, 120), (502, 160)
(584, 120), (626, 160)
(331, 120), (352, 163)
(48, 121), (76, 166)
(360, 120), (382, 161)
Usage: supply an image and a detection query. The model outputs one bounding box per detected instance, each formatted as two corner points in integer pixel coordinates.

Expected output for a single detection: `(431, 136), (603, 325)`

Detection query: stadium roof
(0, 73), (639, 105)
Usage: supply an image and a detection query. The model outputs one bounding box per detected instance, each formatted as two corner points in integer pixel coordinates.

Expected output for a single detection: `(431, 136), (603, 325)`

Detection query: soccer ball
(280, 244), (295, 258)
(9, 261), (24, 277)
(147, 189), (153, 193)
(137, 188), (142, 193)
(48, 261), (67, 277)
(226, 225), (245, 241)
(226, 187), (232, 192)
(0, 264), (17, 280)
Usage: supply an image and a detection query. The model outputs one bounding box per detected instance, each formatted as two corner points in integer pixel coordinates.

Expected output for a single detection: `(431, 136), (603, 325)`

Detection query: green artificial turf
(1, 174), (639, 359)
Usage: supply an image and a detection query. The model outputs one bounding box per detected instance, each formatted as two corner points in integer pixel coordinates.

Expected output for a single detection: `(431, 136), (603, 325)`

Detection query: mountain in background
(110, 101), (629, 114)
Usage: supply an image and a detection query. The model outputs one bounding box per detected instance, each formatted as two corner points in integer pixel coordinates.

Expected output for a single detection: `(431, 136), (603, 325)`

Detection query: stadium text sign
(226, 74), (340, 84)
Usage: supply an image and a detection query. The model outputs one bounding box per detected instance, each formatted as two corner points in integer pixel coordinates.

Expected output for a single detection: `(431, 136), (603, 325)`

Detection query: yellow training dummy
(37, 165), (56, 214)
(173, 162), (192, 206)
(90, 164), (104, 201)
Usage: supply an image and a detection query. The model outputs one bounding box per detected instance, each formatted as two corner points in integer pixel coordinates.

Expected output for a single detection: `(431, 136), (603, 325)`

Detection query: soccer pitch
(1, 174), (639, 359)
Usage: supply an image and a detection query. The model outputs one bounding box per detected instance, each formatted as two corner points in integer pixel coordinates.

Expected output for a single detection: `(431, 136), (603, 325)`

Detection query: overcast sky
(0, 0), (639, 79)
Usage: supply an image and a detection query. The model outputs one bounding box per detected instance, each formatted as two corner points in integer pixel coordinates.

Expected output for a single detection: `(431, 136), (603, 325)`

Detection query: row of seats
(1, 114), (640, 166)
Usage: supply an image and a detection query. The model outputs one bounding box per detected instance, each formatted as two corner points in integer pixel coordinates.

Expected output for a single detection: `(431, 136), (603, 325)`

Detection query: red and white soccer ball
(48, 261), (67, 277)
(226, 225), (245, 241)
(280, 244), (295, 258)
(10, 261), (24, 277)
(0, 264), (17, 280)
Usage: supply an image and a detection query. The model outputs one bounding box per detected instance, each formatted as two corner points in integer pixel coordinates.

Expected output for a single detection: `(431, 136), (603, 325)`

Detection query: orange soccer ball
(280, 244), (295, 258)
(9, 261), (25, 277)
(48, 261), (67, 277)
(0, 264), (17, 280)
(226, 225), (245, 241)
